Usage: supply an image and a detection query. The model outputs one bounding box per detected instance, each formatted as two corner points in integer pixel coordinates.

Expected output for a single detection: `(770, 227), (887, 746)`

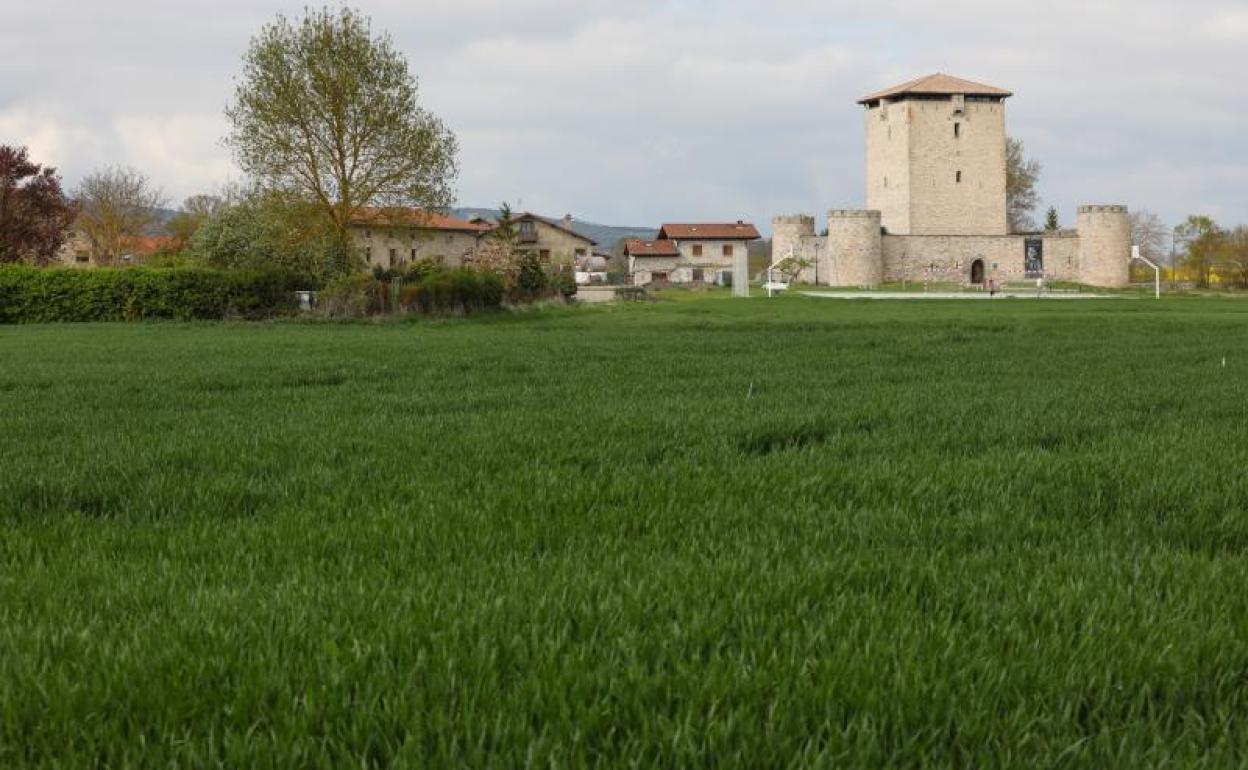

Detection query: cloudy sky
(3, 0), (1245, 233)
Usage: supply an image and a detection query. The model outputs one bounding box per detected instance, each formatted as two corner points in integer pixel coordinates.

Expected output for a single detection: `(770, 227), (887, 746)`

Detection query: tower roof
(858, 73), (1012, 105)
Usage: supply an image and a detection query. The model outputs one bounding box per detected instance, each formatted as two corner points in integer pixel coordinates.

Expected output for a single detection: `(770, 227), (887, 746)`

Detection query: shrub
(516, 253), (548, 293)
(551, 268), (578, 300)
(0, 266), (303, 323)
(398, 268), (504, 315)
(316, 273), (377, 318)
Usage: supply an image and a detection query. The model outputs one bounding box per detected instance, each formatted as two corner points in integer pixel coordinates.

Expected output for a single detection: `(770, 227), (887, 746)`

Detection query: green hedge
(0, 267), (305, 323)
(398, 269), (505, 315)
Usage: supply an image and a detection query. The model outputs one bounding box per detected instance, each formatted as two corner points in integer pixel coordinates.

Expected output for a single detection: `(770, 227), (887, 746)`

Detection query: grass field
(4, 295), (1248, 767)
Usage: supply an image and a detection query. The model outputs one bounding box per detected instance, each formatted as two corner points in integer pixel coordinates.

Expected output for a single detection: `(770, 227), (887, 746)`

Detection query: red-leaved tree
(0, 145), (76, 264)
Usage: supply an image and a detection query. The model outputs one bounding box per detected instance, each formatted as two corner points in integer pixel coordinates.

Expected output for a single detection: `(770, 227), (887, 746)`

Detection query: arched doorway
(970, 259), (985, 285)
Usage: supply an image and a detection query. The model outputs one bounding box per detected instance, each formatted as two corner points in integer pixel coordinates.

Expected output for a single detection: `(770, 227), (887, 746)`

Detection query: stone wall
(864, 100), (913, 234)
(354, 226), (481, 269)
(880, 232), (1079, 284)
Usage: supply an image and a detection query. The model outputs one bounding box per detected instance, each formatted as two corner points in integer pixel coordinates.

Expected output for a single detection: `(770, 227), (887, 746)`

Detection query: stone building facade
(774, 74), (1131, 288)
(626, 222), (760, 285)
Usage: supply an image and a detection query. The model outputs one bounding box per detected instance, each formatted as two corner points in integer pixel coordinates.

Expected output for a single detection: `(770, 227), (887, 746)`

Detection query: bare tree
(75, 167), (166, 265)
(225, 6), (458, 271)
(1006, 137), (1041, 233)
(1129, 209), (1169, 264)
(166, 194), (226, 250)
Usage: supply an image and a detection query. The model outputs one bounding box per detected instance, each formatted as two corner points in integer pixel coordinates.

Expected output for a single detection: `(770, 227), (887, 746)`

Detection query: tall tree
(75, 166), (166, 265)
(1044, 206), (1059, 231)
(166, 194), (225, 251)
(1006, 137), (1041, 234)
(1223, 226), (1248, 289)
(0, 145), (76, 264)
(1174, 215), (1224, 289)
(225, 6), (458, 271)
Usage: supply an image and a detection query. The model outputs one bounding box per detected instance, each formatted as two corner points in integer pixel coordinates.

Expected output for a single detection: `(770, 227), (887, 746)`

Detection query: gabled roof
(858, 73), (1012, 105)
(351, 208), (493, 234)
(658, 223), (760, 241)
(625, 239), (680, 257)
(514, 213), (597, 245)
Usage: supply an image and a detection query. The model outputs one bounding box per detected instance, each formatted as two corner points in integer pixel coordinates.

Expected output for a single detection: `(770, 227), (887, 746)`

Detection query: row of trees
(4, 5), (459, 282)
(1, 148), (176, 267)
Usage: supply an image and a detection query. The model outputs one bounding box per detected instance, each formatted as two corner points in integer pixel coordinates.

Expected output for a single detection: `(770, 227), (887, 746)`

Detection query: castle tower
(771, 215), (816, 281)
(826, 210), (883, 286)
(860, 73), (1011, 236)
(1077, 205), (1130, 288)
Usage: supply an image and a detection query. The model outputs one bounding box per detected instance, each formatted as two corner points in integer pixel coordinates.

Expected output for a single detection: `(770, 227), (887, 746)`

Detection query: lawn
(3, 296), (1248, 767)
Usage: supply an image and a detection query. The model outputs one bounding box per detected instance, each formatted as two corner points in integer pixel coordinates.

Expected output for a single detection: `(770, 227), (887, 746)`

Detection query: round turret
(1077, 205), (1130, 288)
(772, 215), (816, 261)
(826, 210), (883, 286)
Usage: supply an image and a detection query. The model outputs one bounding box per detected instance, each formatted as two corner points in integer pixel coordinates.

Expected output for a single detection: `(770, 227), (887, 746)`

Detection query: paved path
(801, 291), (1115, 301)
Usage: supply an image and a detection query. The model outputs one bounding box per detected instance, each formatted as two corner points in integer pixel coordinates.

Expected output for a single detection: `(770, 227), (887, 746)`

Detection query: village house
(626, 222), (761, 286)
(512, 213), (597, 266)
(56, 232), (176, 268)
(350, 209), (493, 270)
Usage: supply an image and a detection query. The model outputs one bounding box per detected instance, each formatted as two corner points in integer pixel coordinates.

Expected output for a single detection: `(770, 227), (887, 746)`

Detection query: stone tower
(1077, 205), (1131, 288)
(860, 73), (1011, 236)
(826, 210), (883, 286)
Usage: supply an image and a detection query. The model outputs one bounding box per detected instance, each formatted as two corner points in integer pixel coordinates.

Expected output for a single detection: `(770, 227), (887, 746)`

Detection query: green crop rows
(3, 296), (1248, 767)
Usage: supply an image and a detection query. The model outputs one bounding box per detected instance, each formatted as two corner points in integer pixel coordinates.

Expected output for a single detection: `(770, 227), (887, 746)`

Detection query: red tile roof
(625, 239), (680, 257)
(658, 223), (760, 241)
(351, 208), (493, 234)
(125, 236), (176, 256)
(858, 73), (1012, 105)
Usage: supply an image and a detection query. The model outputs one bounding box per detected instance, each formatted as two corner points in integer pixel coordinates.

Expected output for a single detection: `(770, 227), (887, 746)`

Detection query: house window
(389, 248), (397, 267)
(539, 249), (551, 263)
(75, 252), (89, 263)
(722, 244), (733, 257)
(954, 123), (961, 139)
(575, 248), (587, 258)
(956, 171), (963, 184)
(365, 247), (372, 261)
(519, 221), (537, 243)
(411, 248), (417, 260)
(692, 244), (703, 257)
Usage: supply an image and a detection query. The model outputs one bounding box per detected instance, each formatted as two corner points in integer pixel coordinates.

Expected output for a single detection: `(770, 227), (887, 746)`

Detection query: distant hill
(451, 207), (656, 253)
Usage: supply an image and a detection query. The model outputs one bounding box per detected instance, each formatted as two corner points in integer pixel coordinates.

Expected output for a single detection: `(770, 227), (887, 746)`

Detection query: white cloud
(1, 0), (1244, 230)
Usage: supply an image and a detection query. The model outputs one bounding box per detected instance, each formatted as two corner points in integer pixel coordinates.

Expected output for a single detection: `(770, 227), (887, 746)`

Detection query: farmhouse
(351, 209), (492, 269)
(626, 222), (760, 286)
(774, 73), (1131, 288)
(512, 213), (597, 266)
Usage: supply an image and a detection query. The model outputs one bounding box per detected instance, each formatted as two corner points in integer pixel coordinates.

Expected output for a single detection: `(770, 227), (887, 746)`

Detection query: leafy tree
(1128, 209), (1169, 281)
(225, 6), (458, 270)
(1044, 206), (1059, 231)
(0, 145), (76, 264)
(1006, 137), (1041, 233)
(166, 194), (225, 251)
(1174, 215), (1224, 289)
(191, 189), (342, 280)
(472, 203), (523, 283)
(515, 252), (548, 293)
(75, 166), (166, 265)
(1223, 226), (1248, 289)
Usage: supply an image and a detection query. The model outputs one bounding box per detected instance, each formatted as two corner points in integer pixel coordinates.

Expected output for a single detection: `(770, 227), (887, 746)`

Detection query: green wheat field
(3, 295), (1248, 767)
